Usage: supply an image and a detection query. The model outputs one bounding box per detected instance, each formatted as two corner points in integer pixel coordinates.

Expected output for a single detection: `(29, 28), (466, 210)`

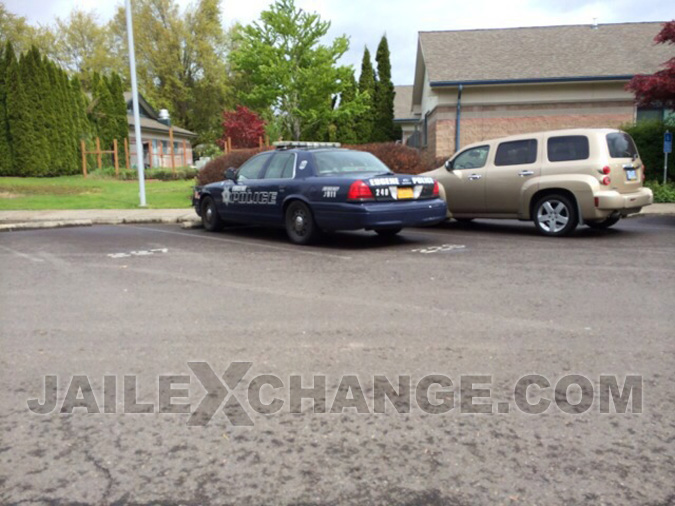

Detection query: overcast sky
(3, 0), (669, 85)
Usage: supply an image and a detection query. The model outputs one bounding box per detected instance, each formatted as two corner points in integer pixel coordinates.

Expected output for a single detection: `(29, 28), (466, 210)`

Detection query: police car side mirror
(224, 167), (238, 181)
(444, 159), (454, 171)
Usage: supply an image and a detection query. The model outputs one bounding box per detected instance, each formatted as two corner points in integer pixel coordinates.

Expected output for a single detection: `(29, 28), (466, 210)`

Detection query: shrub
(644, 181), (675, 203)
(197, 147), (273, 185)
(346, 142), (444, 174)
(219, 106), (267, 150)
(621, 120), (675, 182)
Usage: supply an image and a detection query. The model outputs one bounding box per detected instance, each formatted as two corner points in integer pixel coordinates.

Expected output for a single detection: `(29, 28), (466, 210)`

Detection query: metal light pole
(125, 0), (147, 207)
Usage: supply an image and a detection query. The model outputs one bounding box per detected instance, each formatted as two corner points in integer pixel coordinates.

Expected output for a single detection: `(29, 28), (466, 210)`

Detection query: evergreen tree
(5, 48), (33, 175)
(19, 48), (50, 175)
(355, 47), (375, 143)
(0, 42), (13, 175)
(373, 35), (395, 142)
(334, 70), (359, 144)
(108, 71), (128, 146)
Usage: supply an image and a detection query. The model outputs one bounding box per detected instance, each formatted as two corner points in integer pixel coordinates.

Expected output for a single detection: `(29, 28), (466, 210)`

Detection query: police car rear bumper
(313, 199), (447, 231)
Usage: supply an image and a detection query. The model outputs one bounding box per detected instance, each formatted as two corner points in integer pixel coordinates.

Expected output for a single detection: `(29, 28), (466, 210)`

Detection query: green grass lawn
(0, 176), (195, 210)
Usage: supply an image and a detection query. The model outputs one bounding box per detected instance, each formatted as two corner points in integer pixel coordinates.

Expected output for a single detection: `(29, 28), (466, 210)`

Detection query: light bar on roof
(274, 141), (342, 149)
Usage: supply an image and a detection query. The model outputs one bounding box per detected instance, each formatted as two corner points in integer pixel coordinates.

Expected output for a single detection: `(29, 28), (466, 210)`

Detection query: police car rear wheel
(201, 197), (225, 232)
(285, 201), (319, 245)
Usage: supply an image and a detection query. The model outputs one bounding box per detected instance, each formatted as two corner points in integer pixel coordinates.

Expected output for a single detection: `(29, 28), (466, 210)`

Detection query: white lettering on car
(369, 177), (399, 186)
(322, 186), (340, 198)
(222, 186), (278, 206)
(412, 176), (434, 185)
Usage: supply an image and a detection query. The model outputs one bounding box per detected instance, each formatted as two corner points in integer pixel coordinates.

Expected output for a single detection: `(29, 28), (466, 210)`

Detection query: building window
(637, 106), (674, 122)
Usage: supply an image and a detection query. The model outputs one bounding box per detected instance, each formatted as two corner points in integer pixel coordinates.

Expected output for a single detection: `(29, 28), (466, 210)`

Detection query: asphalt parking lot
(1, 216), (674, 506)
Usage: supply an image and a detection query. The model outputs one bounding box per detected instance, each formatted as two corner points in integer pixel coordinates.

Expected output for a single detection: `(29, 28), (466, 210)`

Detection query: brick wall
(426, 101), (635, 158)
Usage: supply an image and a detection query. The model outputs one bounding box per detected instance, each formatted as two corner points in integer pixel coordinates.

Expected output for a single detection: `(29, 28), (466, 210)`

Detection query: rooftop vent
(158, 109), (171, 126)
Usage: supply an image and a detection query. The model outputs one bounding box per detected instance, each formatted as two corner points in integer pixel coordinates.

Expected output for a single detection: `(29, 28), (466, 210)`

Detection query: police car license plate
(397, 187), (414, 199)
(625, 169), (637, 181)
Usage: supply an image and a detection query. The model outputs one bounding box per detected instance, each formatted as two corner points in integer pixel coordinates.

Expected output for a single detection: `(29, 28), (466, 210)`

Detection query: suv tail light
(642, 168), (646, 182)
(432, 181), (439, 197)
(347, 180), (374, 201)
(602, 166), (611, 175)
(601, 176), (611, 186)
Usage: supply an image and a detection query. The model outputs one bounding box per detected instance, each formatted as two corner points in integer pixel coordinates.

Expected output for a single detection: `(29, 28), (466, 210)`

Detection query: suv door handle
(468, 174), (482, 181)
(519, 170), (534, 177)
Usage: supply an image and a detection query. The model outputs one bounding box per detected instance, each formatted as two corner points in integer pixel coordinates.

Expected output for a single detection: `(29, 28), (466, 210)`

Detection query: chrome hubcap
(205, 206), (213, 222)
(294, 213), (305, 233)
(537, 200), (569, 233)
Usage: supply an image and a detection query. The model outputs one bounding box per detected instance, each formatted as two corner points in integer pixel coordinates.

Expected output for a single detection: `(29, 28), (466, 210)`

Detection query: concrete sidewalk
(1, 204), (674, 232)
(0, 208), (200, 232)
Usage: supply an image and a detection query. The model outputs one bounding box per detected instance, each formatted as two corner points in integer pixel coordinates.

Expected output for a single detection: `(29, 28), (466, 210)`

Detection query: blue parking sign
(665, 131), (673, 154)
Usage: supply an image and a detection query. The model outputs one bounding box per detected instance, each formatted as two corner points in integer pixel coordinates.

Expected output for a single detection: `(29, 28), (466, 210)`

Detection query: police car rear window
(313, 151), (390, 176)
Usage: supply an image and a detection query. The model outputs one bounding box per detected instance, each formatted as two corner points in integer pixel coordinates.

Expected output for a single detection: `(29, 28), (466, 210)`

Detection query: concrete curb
(0, 220), (94, 232)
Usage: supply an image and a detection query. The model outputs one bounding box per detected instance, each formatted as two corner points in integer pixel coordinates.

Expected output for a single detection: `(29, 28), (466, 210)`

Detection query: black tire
(586, 215), (621, 230)
(455, 218), (474, 225)
(533, 194), (578, 237)
(285, 201), (320, 245)
(375, 227), (402, 237)
(201, 197), (225, 232)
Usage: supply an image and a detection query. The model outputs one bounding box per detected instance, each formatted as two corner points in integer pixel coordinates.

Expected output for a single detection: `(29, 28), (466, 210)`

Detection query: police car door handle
(468, 174), (482, 181)
(518, 170), (534, 177)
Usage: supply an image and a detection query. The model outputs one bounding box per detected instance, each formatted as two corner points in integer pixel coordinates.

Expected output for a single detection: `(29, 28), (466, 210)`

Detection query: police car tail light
(347, 180), (374, 201)
(432, 181), (439, 197)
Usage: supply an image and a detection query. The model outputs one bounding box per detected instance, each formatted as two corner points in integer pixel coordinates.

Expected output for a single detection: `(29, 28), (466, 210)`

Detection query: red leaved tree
(626, 21), (675, 108)
(218, 106), (266, 149)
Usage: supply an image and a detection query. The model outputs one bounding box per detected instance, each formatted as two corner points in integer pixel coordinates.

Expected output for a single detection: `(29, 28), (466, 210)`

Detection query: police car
(193, 142), (447, 244)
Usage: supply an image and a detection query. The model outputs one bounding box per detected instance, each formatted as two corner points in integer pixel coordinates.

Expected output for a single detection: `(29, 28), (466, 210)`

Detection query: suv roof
(459, 128), (624, 151)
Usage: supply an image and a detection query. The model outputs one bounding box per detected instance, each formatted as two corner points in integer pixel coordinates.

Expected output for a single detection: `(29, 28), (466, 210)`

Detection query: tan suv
(424, 128), (653, 236)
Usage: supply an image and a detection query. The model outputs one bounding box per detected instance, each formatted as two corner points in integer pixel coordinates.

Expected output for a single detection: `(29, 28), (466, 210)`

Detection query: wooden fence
(223, 135), (270, 154)
(81, 138), (126, 178)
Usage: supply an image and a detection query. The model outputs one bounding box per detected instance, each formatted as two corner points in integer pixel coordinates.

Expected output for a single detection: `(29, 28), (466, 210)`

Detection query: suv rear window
(494, 139), (537, 166)
(547, 136), (590, 162)
(606, 132), (638, 159)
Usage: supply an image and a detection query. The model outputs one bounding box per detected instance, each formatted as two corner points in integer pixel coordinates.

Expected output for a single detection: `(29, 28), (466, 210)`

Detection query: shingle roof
(127, 115), (197, 138)
(393, 85), (416, 120)
(418, 22), (671, 85)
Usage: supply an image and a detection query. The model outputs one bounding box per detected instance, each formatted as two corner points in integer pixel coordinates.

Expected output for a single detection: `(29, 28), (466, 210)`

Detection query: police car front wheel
(285, 201), (320, 245)
(201, 197), (225, 232)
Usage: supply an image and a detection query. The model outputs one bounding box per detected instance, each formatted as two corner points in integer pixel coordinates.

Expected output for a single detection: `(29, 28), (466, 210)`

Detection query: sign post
(664, 131), (672, 185)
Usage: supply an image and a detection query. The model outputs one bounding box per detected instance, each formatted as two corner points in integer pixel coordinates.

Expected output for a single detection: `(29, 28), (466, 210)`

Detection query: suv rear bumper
(594, 187), (653, 215)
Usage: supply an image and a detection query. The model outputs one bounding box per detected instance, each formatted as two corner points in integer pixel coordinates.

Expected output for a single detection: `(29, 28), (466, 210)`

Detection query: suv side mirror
(224, 167), (238, 181)
(444, 159), (454, 171)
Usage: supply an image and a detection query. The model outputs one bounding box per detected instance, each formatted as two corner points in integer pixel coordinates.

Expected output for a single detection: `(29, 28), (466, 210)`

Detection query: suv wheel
(285, 201), (320, 245)
(201, 197), (225, 232)
(587, 215), (620, 230)
(533, 194), (578, 237)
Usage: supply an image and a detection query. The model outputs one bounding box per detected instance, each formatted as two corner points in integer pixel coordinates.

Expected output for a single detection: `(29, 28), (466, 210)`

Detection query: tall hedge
(0, 46), (126, 177)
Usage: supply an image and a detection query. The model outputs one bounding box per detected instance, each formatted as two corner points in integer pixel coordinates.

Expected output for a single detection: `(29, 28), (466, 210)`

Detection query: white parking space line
(127, 225), (353, 260)
(107, 248), (168, 259)
(0, 245), (45, 262)
(411, 244), (466, 254)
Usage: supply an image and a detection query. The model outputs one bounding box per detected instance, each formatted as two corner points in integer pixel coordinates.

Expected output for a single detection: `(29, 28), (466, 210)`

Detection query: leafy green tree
(52, 8), (124, 87)
(355, 46), (375, 142)
(110, 0), (230, 143)
(229, 0), (355, 140)
(373, 35), (395, 142)
(0, 5), (56, 57)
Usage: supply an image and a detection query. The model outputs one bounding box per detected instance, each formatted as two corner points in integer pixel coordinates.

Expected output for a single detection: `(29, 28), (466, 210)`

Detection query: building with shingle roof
(124, 92), (198, 168)
(410, 22), (671, 157)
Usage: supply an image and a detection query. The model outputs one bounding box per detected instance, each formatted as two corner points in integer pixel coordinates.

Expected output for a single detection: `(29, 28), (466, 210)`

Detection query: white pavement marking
(0, 245), (45, 262)
(107, 248), (169, 259)
(411, 244), (466, 254)
(126, 225), (353, 260)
